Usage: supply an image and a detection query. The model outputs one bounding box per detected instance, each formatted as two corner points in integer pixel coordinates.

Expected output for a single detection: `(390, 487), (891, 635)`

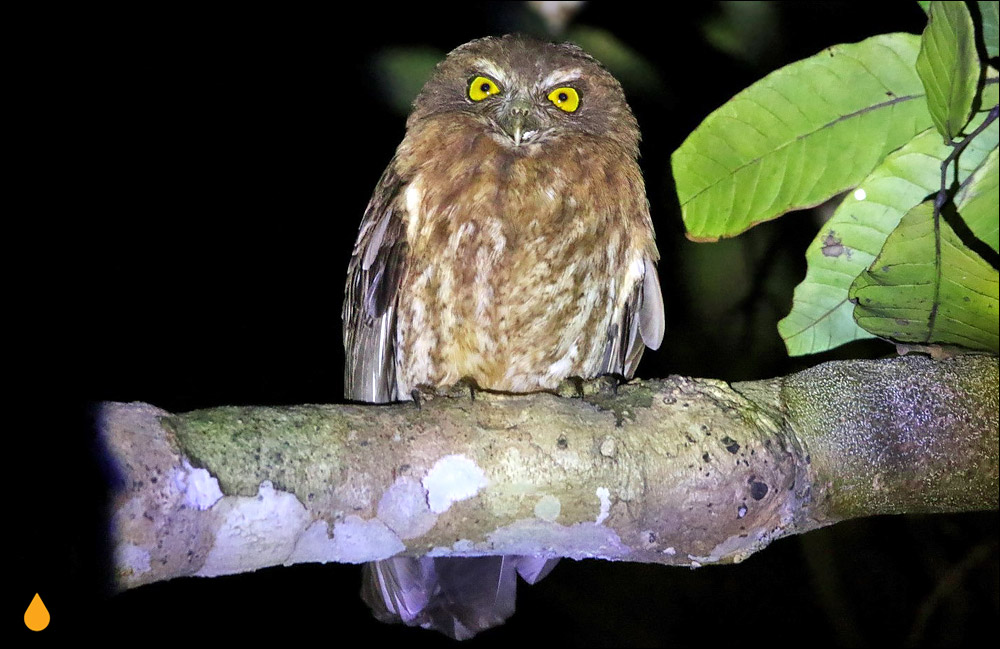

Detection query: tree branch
(102, 354), (998, 590)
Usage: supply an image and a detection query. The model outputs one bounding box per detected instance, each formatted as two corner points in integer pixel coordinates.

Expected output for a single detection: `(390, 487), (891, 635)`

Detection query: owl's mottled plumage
(344, 34), (664, 639)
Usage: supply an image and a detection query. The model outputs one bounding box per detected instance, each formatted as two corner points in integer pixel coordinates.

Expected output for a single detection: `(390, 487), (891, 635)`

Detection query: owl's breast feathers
(344, 113), (663, 402)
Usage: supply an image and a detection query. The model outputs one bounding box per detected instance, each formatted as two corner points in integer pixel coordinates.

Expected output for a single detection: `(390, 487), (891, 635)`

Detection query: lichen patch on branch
(422, 454), (489, 513)
(487, 518), (632, 559)
(377, 476), (438, 539)
(533, 494), (562, 521)
(595, 487), (612, 524)
(174, 458), (223, 511)
(197, 481), (310, 577)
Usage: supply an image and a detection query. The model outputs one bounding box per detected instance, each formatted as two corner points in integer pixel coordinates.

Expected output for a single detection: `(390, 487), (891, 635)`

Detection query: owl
(343, 35), (664, 639)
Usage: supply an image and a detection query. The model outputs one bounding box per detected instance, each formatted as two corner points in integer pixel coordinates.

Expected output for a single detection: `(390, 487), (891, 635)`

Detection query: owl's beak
(499, 98), (540, 146)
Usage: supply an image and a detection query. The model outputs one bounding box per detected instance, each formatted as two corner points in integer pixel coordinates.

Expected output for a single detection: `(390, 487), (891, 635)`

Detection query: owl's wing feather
(639, 255), (665, 350)
(601, 254), (664, 379)
(362, 556), (435, 625)
(343, 162), (407, 403)
(363, 556), (533, 641)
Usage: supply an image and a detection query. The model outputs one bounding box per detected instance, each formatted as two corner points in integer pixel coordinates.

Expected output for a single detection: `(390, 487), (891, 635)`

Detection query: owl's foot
(586, 374), (621, 396)
(447, 377), (480, 401)
(410, 384), (446, 409)
(411, 379), (482, 407)
(554, 375), (622, 398)
(554, 377), (586, 398)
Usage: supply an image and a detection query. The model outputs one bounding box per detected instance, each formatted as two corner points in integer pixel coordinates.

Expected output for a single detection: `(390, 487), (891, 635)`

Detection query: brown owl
(344, 34), (664, 639)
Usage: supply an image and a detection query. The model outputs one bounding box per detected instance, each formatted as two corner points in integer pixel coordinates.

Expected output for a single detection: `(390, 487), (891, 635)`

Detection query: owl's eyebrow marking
(474, 59), (506, 84)
(541, 68), (582, 89)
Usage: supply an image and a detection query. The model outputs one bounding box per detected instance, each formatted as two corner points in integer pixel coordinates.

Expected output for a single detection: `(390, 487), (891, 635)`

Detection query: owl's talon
(411, 384), (444, 407)
(458, 378), (479, 401)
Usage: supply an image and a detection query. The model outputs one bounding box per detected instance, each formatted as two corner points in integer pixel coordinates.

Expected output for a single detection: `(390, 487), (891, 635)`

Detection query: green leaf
(955, 145), (1000, 253)
(980, 1), (999, 58)
(849, 201), (999, 351)
(918, 1), (931, 14)
(985, 67), (1000, 104)
(916, 1), (980, 141)
(672, 34), (931, 241)
(777, 109), (999, 355)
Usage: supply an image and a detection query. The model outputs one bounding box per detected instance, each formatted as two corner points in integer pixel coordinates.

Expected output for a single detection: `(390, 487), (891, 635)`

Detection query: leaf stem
(930, 104), (998, 341)
(938, 104), (1000, 214)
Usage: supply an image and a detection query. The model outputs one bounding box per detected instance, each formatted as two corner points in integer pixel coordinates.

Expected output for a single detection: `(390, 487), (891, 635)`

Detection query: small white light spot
(853, 188), (867, 201)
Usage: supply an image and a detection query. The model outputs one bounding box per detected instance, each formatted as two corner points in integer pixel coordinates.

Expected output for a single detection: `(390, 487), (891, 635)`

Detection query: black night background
(18, 3), (997, 645)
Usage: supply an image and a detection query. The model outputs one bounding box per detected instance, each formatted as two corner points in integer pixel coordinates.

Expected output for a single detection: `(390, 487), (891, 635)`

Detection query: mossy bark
(103, 354), (998, 590)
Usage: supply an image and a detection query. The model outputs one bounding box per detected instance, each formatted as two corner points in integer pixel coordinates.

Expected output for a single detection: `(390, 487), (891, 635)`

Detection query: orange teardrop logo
(24, 593), (50, 631)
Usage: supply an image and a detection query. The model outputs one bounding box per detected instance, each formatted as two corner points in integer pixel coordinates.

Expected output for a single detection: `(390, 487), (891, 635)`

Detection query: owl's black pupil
(558, 92), (568, 102)
(480, 83), (491, 93)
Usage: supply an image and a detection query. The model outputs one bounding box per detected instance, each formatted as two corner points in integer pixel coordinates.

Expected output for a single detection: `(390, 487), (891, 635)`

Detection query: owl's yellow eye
(547, 87), (580, 112)
(469, 76), (501, 101)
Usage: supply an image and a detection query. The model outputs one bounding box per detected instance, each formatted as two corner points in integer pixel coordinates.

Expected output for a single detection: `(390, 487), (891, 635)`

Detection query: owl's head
(408, 34), (639, 157)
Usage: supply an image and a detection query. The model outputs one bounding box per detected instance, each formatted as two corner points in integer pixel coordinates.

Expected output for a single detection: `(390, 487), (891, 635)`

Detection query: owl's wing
(362, 555), (558, 641)
(602, 255), (665, 379)
(638, 255), (666, 351)
(343, 161), (408, 403)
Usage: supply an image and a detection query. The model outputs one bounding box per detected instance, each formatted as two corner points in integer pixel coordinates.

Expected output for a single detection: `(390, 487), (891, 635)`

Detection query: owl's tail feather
(362, 556), (558, 640)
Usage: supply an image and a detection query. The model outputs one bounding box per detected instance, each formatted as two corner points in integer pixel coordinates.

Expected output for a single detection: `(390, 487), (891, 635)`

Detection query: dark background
(20, 2), (997, 645)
